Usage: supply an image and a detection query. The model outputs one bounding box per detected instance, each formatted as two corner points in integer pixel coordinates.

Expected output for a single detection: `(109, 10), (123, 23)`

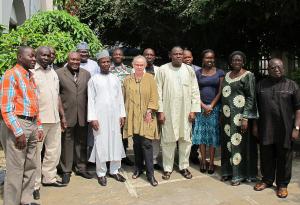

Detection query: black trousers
(260, 143), (293, 187)
(190, 144), (199, 161)
(60, 123), (88, 173)
(133, 135), (154, 177)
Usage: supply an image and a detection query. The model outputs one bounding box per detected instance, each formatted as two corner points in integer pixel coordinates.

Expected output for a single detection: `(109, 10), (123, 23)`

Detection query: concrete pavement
(0, 146), (300, 205)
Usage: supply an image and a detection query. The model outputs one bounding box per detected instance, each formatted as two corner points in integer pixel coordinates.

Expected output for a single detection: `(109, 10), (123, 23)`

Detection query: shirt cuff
(38, 125), (43, 131)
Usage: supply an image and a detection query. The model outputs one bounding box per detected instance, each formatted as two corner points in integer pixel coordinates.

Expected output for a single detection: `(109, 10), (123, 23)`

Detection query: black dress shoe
(153, 164), (162, 170)
(76, 171), (93, 179)
(62, 173), (71, 184)
(98, 176), (107, 186)
(132, 170), (143, 179)
(200, 162), (207, 173)
(109, 173), (126, 182)
(122, 157), (134, 166)
(162, 171), (172, 180)
(147, 176), (158, 187)
(207, 164), (215, 175)
(33, 189), (40, 200)
(42, 181), (66, 187)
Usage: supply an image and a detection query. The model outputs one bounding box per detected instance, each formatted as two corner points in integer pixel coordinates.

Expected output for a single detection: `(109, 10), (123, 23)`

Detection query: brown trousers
(4, 118), (38, 205)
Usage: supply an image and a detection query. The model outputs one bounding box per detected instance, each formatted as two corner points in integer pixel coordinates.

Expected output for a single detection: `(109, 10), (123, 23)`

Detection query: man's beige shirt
(31, 64), (60, 123)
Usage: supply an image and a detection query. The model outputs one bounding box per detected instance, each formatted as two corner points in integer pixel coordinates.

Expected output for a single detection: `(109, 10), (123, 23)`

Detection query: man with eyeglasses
(253, 58), (300, 198)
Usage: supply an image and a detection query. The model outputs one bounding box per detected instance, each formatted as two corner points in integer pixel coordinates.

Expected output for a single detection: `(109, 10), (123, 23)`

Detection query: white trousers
(35, 123), (61, 190)
(161, 137), (191, 172)
(96, 161), (121, 177)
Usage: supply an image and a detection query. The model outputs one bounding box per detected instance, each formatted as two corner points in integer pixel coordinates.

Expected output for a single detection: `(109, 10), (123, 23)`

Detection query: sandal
(254, 182), (272, 191)
(132, 170), (143, 179)
(162, 171), (172, 180)
(277, 187), (288, 198)
(180, 169), (193, 179)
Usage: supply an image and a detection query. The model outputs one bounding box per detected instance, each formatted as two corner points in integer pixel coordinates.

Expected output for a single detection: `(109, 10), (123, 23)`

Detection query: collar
(15, 64), (32, 76)
(111, 63), (125, 69)
(268, 76), (285, 83)
(34, 63), (49, 70)
(67, 66), (80, 75)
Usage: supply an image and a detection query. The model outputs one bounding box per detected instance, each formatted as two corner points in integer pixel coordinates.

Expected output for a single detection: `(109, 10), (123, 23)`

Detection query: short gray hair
(132, 55), (147, 64)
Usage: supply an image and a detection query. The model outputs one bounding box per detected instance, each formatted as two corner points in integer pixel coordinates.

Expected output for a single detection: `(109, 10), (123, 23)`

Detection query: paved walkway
(0, 147), (300, 205)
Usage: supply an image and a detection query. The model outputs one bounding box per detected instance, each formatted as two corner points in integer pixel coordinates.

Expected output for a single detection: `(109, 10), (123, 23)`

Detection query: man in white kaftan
(156, 47), (201, 180)
(87, 50), (126, 186)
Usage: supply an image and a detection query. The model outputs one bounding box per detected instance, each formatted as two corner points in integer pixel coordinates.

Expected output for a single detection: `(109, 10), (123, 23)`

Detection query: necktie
(74, 73), (78, 82)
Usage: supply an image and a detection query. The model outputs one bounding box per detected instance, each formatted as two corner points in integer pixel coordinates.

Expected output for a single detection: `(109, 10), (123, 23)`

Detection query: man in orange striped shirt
(1, 46), (44, 205)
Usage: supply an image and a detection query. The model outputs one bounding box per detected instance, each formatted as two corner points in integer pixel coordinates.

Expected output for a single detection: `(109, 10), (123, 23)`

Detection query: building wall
(0, 0), (53, 31)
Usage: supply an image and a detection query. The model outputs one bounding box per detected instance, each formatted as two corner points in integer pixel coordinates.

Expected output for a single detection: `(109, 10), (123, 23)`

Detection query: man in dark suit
(56, 52), (92, 185)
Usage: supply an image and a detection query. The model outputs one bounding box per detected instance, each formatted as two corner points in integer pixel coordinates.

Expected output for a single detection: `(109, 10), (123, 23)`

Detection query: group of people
(0, 42), (299, 205)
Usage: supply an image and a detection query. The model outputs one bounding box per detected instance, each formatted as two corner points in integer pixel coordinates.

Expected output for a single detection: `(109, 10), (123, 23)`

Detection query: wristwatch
(295, 126), (299, 131)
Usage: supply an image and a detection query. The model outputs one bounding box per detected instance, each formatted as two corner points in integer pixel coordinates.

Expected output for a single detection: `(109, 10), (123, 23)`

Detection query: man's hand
(60, 117), (67, 132)
(241, 119), (248, 134)
(188, 112), (196, 122)
(91, 120), (99, 131)
(120, 117), (125, 127)
(15, 134), (26, 150)
(158, 112), (166, 125)
(37, 130), (44, 142)
(292, 128), (299, 141)
(144, 111), (153, 124)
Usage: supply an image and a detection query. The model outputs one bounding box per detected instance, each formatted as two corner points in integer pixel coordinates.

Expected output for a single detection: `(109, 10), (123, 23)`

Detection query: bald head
(170, 46), (183, 67)
(268, 58), (284, 79)
(183, 49), (193, 65)
(143, 48), (156, 66)
(112, 48), (124, 65)
(67, 52), (81, 71)
(36, 46), (51, 69)
(17, 46), (36, 70)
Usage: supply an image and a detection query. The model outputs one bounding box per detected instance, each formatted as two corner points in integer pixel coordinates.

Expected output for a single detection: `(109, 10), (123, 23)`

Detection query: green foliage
(289, 70), (300, 85)
(0, 10), (102, 73)
(78, 0), (300, 63)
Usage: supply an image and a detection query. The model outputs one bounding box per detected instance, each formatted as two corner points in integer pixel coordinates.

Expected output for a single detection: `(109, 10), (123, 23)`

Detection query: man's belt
(17, 115), (37, 121)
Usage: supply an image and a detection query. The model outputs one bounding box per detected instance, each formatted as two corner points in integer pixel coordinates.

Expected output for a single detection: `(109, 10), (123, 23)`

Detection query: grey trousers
(4, 118), (38, 205)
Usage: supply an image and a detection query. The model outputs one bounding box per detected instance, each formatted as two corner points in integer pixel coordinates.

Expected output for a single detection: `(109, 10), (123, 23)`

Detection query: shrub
(0, 10), (102, 74)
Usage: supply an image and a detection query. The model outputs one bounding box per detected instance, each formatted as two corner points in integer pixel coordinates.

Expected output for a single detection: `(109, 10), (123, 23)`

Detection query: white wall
(0, 0), (53, 31)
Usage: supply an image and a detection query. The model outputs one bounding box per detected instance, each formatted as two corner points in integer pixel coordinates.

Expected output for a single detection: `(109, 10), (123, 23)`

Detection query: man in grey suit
(56, 52), (92, 185)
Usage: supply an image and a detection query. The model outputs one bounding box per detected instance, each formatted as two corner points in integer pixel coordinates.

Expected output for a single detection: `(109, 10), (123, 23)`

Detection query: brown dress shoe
(277, 187), (288, 198)
(254, 182), (272, 191)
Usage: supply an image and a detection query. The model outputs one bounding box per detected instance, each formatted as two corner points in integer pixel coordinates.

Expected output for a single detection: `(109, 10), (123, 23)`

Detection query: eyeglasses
(269, 65), (282, 70)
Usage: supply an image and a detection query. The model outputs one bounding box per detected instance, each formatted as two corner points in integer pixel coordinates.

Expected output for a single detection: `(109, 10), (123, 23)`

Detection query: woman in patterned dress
(220, 51), (258, 186)
(192, 49), (225, 174)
